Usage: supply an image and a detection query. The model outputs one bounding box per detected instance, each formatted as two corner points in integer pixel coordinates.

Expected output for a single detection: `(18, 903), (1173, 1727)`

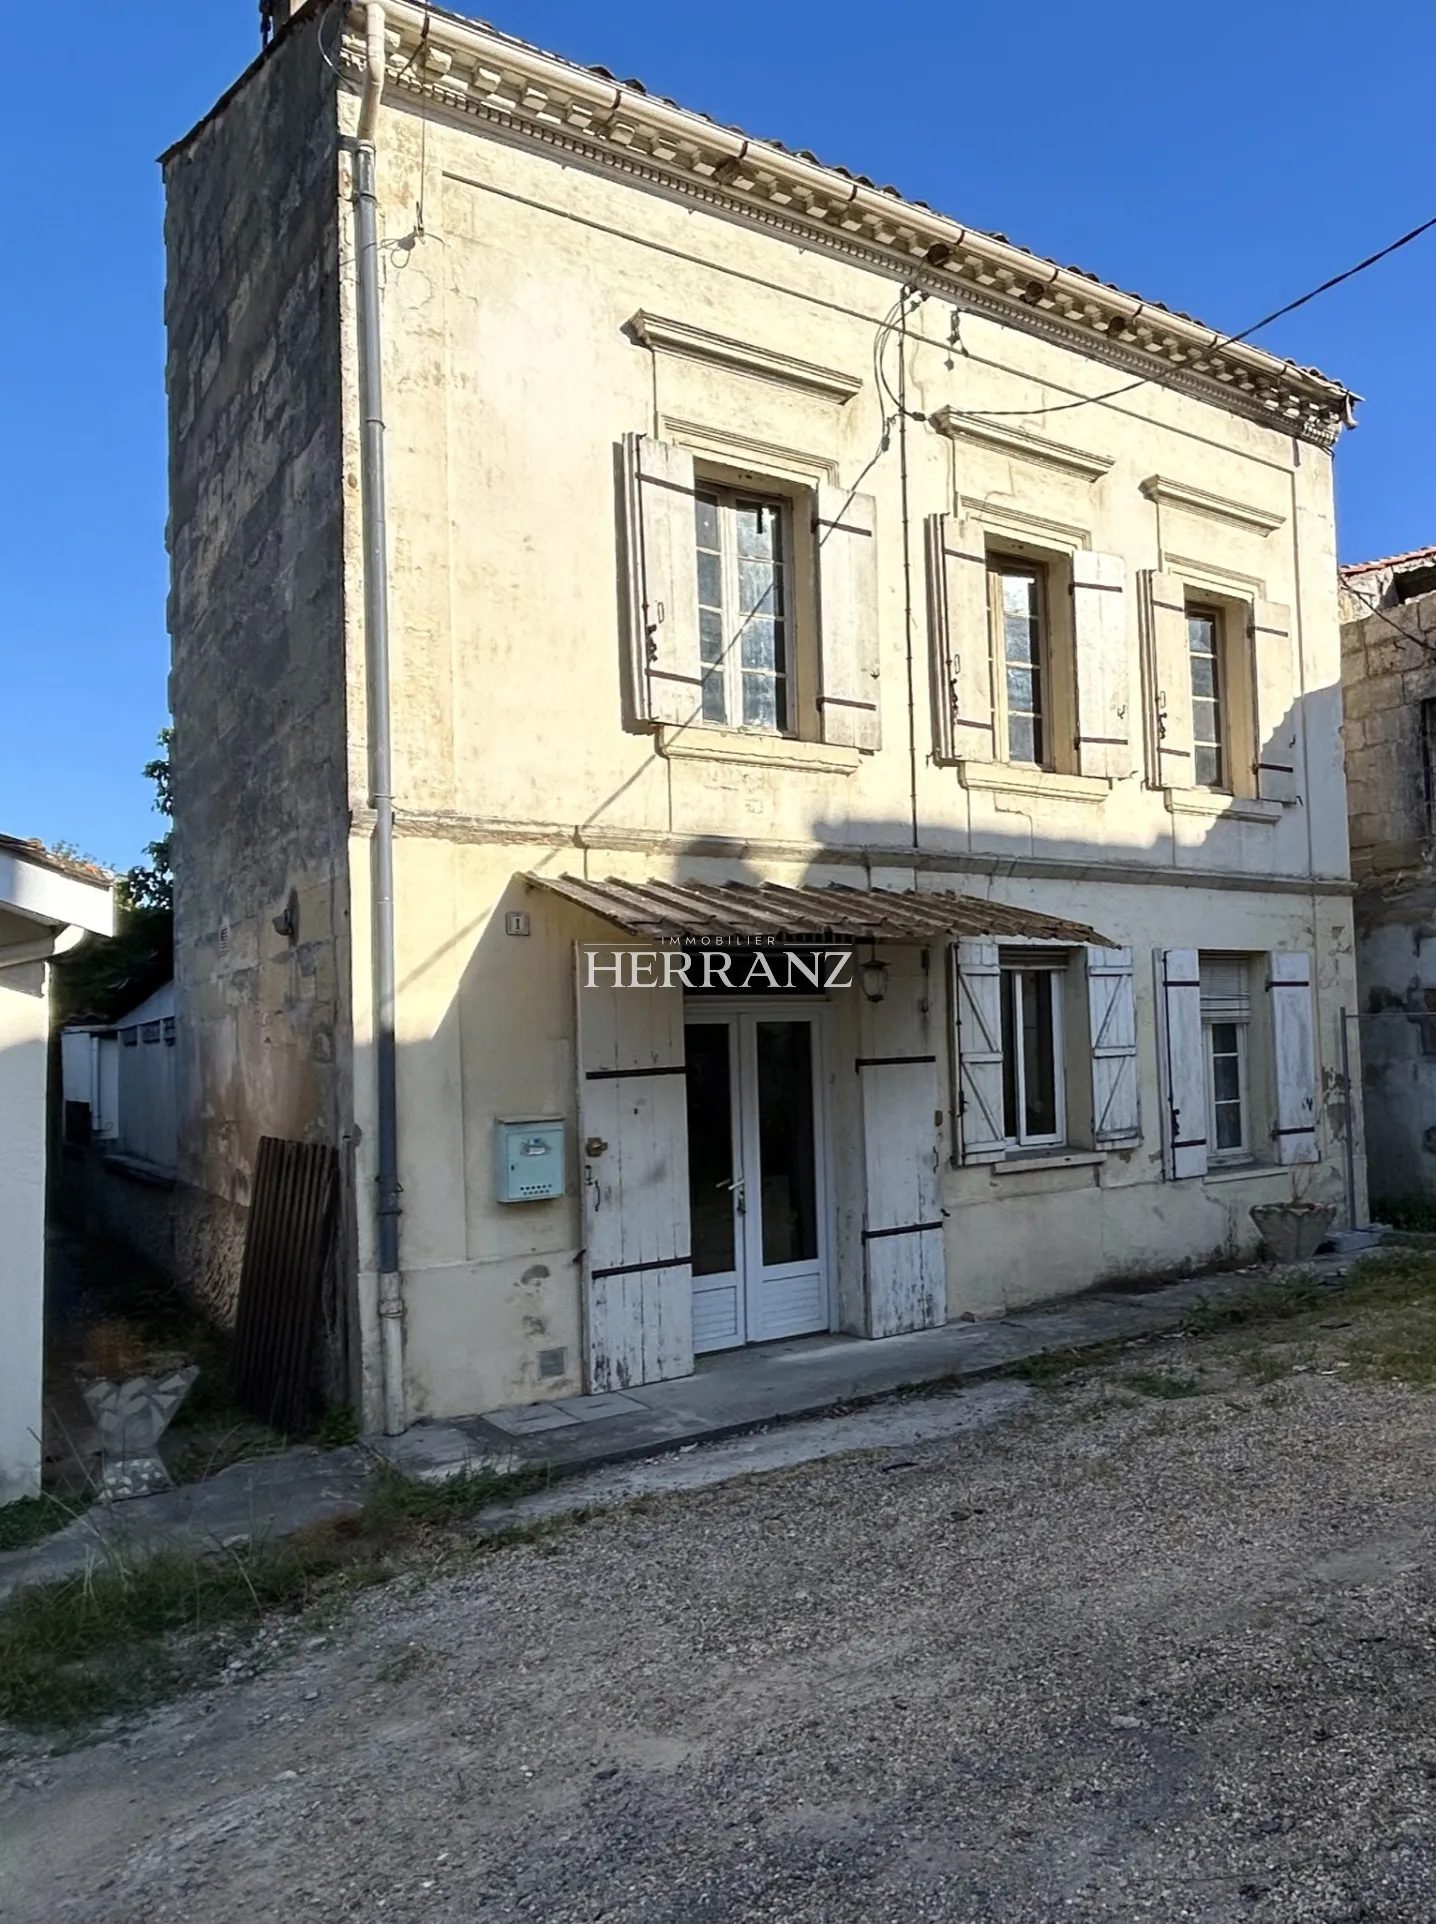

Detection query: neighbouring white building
(62, 981), (179, 1176)
(0, 834), (113, 1505)
(163, 2), (1365, 1436)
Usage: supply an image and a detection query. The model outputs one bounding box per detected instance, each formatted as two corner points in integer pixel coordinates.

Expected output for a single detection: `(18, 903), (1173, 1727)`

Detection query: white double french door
(684, 1004), (833, 1353)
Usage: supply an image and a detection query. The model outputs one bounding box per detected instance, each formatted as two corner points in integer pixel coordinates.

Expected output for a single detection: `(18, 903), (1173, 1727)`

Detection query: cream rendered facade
(163, 2), (1363, 1433)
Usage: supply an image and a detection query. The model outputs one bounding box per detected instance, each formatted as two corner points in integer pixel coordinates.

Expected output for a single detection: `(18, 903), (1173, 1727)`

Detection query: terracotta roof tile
(0, 833), (114, 888)
(1340, 544), (1436, 577)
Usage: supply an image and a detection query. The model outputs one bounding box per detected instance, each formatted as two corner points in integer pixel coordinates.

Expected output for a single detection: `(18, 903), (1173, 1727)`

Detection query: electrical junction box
(494, 1118), (565, 1202)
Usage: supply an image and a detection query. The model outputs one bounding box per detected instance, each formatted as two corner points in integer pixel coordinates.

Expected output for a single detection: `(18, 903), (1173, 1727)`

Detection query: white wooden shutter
(815, 484), (881, 750)
(1086, 946), (1140, 1145)
(576, 947), (694, 1390)
(859, 982), (946, 1337)
(625, 433), (701, 726)
(1157, 947), (1207, 1179)
(925, 513), (994, 763)
(1072, 551), (1132, 780)
(1252, 601), (1299, 803)
(1269, 949), (1319, 1163)
(1147, 571), (1193, 791)
(955, 939), (1006, 1163)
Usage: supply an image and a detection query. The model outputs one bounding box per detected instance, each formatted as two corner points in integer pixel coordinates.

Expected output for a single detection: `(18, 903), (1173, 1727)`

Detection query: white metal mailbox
(494, 1118), (565, 1202)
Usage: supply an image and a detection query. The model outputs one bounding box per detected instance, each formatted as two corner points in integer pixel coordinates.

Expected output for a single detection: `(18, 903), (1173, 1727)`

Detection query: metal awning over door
(527, 874), (1108, 946)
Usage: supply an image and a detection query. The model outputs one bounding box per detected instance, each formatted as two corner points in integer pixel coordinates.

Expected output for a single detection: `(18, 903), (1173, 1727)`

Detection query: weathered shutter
(955, 939), (1006, 1163)
(925, 513), (993, 763)
(1086, 946), (1140, 1145)
(1269, 949), (1319, 1164)
(859, 982), (946, 1338)
(815, 484), (881, 750)
(625, 433), (701, 726)
(1147, 571), (1193, 791)
(1072, 551), (1132, 780)
(1157, 947), (1207, 1179)
(1252, 600), (1298, 803)
(576, 947), (695, 1390)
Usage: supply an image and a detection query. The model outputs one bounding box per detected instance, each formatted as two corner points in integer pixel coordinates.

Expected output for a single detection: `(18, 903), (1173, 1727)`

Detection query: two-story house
(163, 0), (1364, 1435)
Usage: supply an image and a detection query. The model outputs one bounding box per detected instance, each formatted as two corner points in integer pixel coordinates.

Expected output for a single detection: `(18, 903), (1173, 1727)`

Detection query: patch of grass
(1183, 1274), (1332, 1334)
(0, 1533), (390, 1730)
(1345, 1296), (1436, 1388)
(0, 1492), (92, 1555)
(0, 1460), (554, 1732)
(1230, 1345), (1297, 1386)
(1120, 1369), (1202, 1400)
(360, 1460), (549, 1528)
(315, 1403), (361, 1449)
(1187, 1250), (1436, 1390)
(1010, 1338), (1123, 1387)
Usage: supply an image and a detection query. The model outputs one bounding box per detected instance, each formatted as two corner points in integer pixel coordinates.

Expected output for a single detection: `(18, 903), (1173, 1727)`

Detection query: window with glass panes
(1200, 955), (1250, 1161)
(990, 561), (1047, 765)
(1188, 606), (1226, 788)
(999, 953), (1066, 1147)
(693, 489), (790, 731)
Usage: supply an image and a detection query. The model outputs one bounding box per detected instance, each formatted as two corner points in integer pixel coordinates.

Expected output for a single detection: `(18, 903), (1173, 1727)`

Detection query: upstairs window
(694, 489), (791, 732)
(1188, 604), (1226, 789)
(1422, 697), (1436, 837)
(989, 558), (1049, 766)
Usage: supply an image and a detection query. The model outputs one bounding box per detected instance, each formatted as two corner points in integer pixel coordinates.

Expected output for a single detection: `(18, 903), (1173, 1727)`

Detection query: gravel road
(5, 1352), (1436, 1923)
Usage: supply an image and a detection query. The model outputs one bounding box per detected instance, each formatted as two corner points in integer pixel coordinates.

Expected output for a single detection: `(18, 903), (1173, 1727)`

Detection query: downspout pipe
(352, 1), (405, 1435)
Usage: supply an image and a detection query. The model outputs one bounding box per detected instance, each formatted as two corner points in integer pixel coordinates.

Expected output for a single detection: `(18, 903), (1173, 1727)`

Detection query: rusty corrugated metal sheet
(527, 874), (1108, 946)
(231, 1137), (339, 1436)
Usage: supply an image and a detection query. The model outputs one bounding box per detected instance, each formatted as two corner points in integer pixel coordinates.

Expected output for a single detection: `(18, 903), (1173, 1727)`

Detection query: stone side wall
(1342, 585), (1436, 1208)
(1341, 588), (1436, 883)
(163, 21), (353, 1340)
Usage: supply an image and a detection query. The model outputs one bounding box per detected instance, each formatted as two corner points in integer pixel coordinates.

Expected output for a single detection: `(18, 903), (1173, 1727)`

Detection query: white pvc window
(999, 958), (1066, 1148)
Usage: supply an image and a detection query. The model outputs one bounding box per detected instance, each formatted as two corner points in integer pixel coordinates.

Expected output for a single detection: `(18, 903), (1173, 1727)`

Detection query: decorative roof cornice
(339, 2), (1356, 448)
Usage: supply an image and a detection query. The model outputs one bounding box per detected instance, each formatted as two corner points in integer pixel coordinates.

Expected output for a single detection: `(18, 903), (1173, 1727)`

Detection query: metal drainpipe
(353, 1), (405, 1435)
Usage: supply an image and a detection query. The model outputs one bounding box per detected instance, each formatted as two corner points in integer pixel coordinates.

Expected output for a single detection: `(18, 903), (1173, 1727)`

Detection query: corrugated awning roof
(528, 874), (1108, 946)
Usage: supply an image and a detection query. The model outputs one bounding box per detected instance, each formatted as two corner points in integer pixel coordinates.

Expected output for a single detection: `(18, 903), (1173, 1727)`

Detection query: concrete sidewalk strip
(469, 1378), (1036, 1536)
(0, 1448), (373, 1605)
(0, 1257), (1351, 1602)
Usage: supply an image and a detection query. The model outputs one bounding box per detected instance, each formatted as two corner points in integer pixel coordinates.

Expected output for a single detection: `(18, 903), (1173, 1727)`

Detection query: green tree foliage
(53, 730), (174, 1023)
(124, 727), (173, 913)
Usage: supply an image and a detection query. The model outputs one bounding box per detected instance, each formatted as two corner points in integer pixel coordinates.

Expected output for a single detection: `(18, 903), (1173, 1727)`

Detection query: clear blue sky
(1, 0), (1430, 872)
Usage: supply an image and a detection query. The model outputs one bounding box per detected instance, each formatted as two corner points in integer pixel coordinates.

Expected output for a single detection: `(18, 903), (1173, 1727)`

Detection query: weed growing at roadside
(315, 1403), (361, 1449)
(0, 1461), (551, 1732)
(1120, 1369), (1202, 1400)
(0, 1493), (92, 1555)
(1183, 1274), (1331, 1335)
(1012, 1340), (1123, 1388)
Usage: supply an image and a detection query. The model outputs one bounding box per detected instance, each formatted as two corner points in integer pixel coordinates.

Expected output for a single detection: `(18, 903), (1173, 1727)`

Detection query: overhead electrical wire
(944, 208), (1436, 425)
(1339, 574), (1436, 659)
